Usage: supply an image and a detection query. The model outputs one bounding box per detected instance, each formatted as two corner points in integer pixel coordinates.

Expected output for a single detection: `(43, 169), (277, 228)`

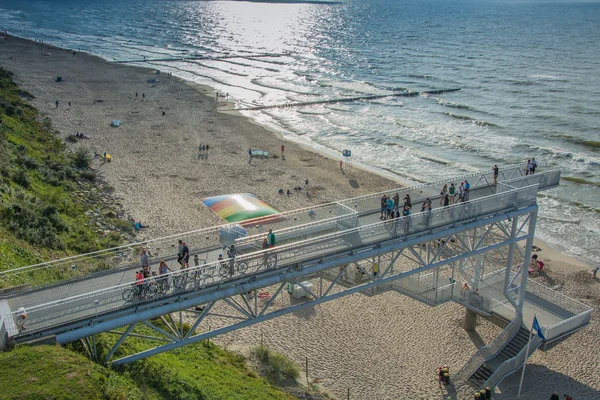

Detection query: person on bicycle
(135, 270), (144, 298)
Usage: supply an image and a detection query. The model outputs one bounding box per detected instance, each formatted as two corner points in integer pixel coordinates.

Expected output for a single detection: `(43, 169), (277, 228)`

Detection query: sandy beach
(1, 36), (599, 400)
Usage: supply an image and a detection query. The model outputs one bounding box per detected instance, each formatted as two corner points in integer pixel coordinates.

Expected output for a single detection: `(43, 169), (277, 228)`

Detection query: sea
(1, 0), (599, 266)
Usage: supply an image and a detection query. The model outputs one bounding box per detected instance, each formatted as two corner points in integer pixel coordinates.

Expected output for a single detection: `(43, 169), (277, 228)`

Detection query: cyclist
(135, 270), (144, 298)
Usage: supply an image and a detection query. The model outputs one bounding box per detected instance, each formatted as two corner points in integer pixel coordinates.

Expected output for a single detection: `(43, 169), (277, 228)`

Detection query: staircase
(468, 326), (531, 387)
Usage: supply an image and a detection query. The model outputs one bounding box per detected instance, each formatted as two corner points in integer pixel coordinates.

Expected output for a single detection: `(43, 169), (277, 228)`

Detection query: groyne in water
(243, 88), (461, 111)
(112, 52), (290, 63)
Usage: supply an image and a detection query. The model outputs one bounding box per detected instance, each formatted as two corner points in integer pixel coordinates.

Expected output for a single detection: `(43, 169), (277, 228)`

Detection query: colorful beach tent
(202, 193), (279, 223)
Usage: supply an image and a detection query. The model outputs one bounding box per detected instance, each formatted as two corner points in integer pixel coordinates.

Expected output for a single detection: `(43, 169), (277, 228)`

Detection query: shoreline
(2, 35), (598, 400)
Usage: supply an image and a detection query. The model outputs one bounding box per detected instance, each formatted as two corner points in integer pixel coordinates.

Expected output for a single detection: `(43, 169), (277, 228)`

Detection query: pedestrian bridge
(0, 165), (592, 389)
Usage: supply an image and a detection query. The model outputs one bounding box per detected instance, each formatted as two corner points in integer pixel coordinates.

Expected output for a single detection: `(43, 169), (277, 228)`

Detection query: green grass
(0, 345), (150, 400)
(84, 327), (294, 400)
(0, 67), (125, 285)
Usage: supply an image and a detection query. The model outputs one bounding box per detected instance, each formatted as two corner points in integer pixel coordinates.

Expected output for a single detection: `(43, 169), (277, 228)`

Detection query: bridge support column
(464, 309), (478, 331)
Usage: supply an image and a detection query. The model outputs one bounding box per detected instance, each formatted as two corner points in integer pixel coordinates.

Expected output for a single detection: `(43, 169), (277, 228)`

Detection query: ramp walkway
(0, 164), (591, 372)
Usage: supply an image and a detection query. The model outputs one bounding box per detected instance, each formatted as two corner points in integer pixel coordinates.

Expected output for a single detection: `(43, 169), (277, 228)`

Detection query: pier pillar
(464, 309), (478, 331)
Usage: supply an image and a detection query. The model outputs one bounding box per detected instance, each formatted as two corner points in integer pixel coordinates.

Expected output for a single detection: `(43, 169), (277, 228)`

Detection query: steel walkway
(0, 165), (591, 371)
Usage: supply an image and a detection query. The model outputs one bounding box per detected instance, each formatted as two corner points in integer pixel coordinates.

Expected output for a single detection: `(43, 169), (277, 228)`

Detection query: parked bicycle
(122, 280), (158, 303)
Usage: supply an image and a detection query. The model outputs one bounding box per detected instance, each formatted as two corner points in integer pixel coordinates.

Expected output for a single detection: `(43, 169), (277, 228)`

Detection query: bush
(12, 169), (29, 188)
(72, 147), (91, 169)
(251, 345), (300, 381)
(80, 169), (96, 182)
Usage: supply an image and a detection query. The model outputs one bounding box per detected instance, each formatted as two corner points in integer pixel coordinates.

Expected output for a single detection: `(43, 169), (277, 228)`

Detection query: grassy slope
(0, 67), (294, 399)
(87, 325), (293, 400)
(0, 67), (122, 286)
(0, 345), (152, 400)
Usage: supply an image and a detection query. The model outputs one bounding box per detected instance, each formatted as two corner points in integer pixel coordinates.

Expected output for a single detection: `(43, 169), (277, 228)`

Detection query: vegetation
(0, 345), (151, 400)
(63, 324), (294, 400)
(251, 345), (301, 382)
(0, 67), (295, 400)
(0, 67), (126, 283)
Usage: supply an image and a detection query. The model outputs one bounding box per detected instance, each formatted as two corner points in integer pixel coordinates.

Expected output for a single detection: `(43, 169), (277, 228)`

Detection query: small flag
(532, 316), (546, 340)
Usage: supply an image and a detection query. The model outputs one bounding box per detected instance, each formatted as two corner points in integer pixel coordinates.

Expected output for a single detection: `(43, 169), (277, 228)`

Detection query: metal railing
(0, 165), (548, 287)
(453, 314), (521, 383)
(500, 169), (561, 191)
(0, 202), (355, 286)
(337, 164), (532, 214)
(481, 333), (543, 390)
(524, 280), (593, 340)
(8, 185), (541, 337)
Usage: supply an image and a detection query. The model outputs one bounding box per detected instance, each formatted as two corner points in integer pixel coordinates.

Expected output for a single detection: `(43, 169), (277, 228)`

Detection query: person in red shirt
(135, 270), (144, 298)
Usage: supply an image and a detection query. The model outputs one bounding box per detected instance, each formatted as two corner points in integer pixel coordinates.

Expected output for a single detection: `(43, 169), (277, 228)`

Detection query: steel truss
(60, 206), (538, 365)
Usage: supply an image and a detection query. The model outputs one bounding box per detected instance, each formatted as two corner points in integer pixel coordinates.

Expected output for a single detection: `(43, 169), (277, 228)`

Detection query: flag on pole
(532, 316), (546, 340)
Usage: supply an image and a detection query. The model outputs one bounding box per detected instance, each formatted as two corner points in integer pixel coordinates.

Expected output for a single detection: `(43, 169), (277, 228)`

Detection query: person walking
(525, 159), (531, 176)
(404, 194), (412, 209)
(458, 182), (465, 202)
(380, 194), (388, 219)
(464, 180), (471, 201)
(177, 240), (184, 268)
(267, 229), (276, 247)
(492, 164), (499, 185)
(281, 144), (285, 157)
(393, 192), (400, 210)
(531, 158), (537, 174)
(181, 241), (190, 268)
(449, 183), (456, 204)
(227, 244), (237, 277)
(141, 247), (150, 270)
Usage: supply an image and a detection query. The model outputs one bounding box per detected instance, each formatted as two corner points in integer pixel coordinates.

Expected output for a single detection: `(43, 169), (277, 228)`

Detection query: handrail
(453, 312), (521, 383)
(543, 308), (593, 341)
(481, 334), (543, 390)
(9, 185), (540, 331)
(0, 165), (545, 284)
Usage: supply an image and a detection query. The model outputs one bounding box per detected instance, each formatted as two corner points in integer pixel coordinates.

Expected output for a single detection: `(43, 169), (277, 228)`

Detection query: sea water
(1, 0), (599, 265)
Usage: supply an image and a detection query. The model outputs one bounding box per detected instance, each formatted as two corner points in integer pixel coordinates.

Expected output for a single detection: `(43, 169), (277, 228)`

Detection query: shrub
(12, 169), (29, 188)
(80, 169), (97, 182)
(72, 147), (91, 169)
(251, 345), (300, 381)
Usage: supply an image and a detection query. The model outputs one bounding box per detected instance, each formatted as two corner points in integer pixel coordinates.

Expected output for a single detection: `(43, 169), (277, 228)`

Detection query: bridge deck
(1, 166), (562, 340)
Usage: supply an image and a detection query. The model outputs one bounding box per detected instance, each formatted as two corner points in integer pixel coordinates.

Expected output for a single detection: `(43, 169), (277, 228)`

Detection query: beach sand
(1, 36), (599, 400)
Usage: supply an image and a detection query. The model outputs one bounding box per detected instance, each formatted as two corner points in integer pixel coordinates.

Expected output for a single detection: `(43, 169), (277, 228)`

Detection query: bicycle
(122, 281), (158, 303)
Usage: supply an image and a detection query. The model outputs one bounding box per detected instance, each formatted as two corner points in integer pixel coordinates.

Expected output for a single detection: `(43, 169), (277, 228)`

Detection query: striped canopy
(202, 193), (279, 223)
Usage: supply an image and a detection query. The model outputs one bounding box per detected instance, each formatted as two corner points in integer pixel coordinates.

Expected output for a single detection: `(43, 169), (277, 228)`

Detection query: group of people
(380, 193), (413, 220)
(278, 179), (310, 196)
(73, 132), (89, 139)
(526, 158), (538, 175)
(198, 144), (210, 152)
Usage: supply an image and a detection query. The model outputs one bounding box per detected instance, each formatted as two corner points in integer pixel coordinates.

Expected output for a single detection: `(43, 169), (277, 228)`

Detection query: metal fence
(8, 184), (540, 337)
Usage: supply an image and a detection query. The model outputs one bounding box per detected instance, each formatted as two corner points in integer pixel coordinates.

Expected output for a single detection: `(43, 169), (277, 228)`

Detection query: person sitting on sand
(529, 254), (544, 273)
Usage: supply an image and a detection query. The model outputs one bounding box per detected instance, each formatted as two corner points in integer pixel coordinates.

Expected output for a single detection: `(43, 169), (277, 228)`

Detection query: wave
(443, 112), (497, 127)
(251, 78), (317, 95)
(297, 108), (330, 115)
(435, 98), (472, 110)
(187, 60), (249, 77)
